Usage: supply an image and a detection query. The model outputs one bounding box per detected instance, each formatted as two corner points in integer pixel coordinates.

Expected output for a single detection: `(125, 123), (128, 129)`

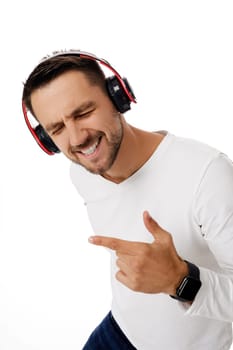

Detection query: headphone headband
(39, 50), (136, 102)
(23, 49), (136, 155)
(40, 50), (108, 64)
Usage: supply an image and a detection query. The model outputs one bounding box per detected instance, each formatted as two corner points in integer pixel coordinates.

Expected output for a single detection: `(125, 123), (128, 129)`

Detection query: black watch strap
(170, 260), (202, 302)
(184, 260), (200, 279)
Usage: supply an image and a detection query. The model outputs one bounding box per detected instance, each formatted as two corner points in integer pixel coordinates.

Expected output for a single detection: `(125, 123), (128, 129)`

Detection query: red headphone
(22, 50), (136, 155)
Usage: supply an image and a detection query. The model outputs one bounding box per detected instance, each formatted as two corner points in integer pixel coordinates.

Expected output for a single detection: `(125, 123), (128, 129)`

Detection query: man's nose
(66, 120), (88, 147)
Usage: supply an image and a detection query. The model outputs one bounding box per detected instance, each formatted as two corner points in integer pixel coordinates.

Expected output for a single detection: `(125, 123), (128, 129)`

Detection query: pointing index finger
(88, 235), (141, 255)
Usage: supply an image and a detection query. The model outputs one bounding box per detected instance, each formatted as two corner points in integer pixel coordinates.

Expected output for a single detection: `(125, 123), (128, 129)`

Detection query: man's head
(22, 51), (135, 175)
(23, 53), (107, 118)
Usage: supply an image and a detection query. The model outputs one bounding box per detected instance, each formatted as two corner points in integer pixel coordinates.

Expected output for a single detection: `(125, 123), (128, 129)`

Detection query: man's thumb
(143, 211), (164, 239)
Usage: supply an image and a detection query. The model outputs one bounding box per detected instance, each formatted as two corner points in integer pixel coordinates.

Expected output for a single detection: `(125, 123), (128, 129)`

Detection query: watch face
(177, 277), (202, 301)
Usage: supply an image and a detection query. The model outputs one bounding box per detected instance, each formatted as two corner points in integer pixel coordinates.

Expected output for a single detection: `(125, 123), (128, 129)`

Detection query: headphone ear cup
(106, 76), (132, 113)
(35, 124), (60, 154)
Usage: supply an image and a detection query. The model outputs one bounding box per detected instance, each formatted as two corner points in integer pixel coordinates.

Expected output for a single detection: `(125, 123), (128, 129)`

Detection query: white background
(0, 1), (233, 349)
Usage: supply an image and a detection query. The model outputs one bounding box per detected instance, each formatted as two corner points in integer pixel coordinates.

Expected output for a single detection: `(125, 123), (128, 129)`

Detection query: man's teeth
(81, 140), (99, 155)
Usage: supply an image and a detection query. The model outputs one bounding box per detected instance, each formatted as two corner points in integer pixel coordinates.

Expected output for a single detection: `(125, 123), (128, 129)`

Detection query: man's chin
(71, 157), (110, 175)
(69, 140), (120, 175)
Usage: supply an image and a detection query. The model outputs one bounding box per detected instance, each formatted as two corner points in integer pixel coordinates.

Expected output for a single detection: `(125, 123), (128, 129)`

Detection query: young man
(22, 50), (233, 349)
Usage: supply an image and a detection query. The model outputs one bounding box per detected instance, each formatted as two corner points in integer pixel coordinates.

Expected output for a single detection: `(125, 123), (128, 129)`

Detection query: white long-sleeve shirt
(70, 132), (233, 349)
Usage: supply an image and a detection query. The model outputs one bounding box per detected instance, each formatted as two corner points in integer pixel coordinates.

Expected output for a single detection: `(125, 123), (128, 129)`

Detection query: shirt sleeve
(186, 152), (233, 322)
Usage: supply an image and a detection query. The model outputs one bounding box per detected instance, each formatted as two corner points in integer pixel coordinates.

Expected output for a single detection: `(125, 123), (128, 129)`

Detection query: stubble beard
(70, 114), (124, 175)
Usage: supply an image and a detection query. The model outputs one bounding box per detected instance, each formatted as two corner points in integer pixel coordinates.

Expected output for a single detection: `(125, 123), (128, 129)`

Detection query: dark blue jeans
(82, 312), (137, 349)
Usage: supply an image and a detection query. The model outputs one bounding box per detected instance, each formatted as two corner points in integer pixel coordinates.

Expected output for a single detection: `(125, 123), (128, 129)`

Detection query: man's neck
(102, 124), (165, 184)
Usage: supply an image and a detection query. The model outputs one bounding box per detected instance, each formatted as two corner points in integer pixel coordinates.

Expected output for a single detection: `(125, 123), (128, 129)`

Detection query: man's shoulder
(167, 133), (220, 161)
(156, 132), (223, 183)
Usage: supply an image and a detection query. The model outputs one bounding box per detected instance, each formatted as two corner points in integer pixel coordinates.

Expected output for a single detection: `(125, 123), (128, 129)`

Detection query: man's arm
(185, 153), (233, 322)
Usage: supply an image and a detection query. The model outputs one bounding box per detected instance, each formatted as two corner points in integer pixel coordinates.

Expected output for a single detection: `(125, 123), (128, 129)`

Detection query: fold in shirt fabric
(71, 132), (233, 350)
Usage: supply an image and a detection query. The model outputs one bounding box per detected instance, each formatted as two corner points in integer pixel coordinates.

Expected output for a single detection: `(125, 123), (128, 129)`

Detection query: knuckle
(116, 270), (122, 280)
(110, 240), (118, 250)
(139, 244), (150, 256)
(132, 257), (145, 272)
(165, 232), (173, 245)
(160, 232), (172, 246)
(131, 275), (141, 291)
(116, 258), (120, 268)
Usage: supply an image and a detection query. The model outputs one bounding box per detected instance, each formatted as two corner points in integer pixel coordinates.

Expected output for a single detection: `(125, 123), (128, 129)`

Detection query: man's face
(31, 70), (123, 175)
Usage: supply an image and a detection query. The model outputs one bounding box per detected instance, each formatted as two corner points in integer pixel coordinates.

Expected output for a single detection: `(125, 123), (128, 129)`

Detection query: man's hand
(88, 211), (188, 295)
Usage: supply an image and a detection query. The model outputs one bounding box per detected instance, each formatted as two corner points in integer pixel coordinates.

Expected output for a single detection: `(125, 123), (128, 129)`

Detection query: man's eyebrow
(45, 121), (64, 133)
(67, 101), (96, 120)
(45, 101), (96, 133)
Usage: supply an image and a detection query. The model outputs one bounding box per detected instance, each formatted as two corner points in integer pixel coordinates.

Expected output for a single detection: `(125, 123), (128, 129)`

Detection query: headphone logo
(22, 50), (136, 155)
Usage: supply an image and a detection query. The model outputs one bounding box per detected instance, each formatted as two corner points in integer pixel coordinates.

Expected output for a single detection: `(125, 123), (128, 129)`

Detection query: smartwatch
(170, 260), (202, 302)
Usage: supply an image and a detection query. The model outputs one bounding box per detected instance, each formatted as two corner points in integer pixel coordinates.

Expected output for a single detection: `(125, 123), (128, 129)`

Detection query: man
(22, 50), (233, 349)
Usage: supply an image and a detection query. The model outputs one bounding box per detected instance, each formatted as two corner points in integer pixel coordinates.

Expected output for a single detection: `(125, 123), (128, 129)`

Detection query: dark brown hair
(22, 54), (106, 117)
